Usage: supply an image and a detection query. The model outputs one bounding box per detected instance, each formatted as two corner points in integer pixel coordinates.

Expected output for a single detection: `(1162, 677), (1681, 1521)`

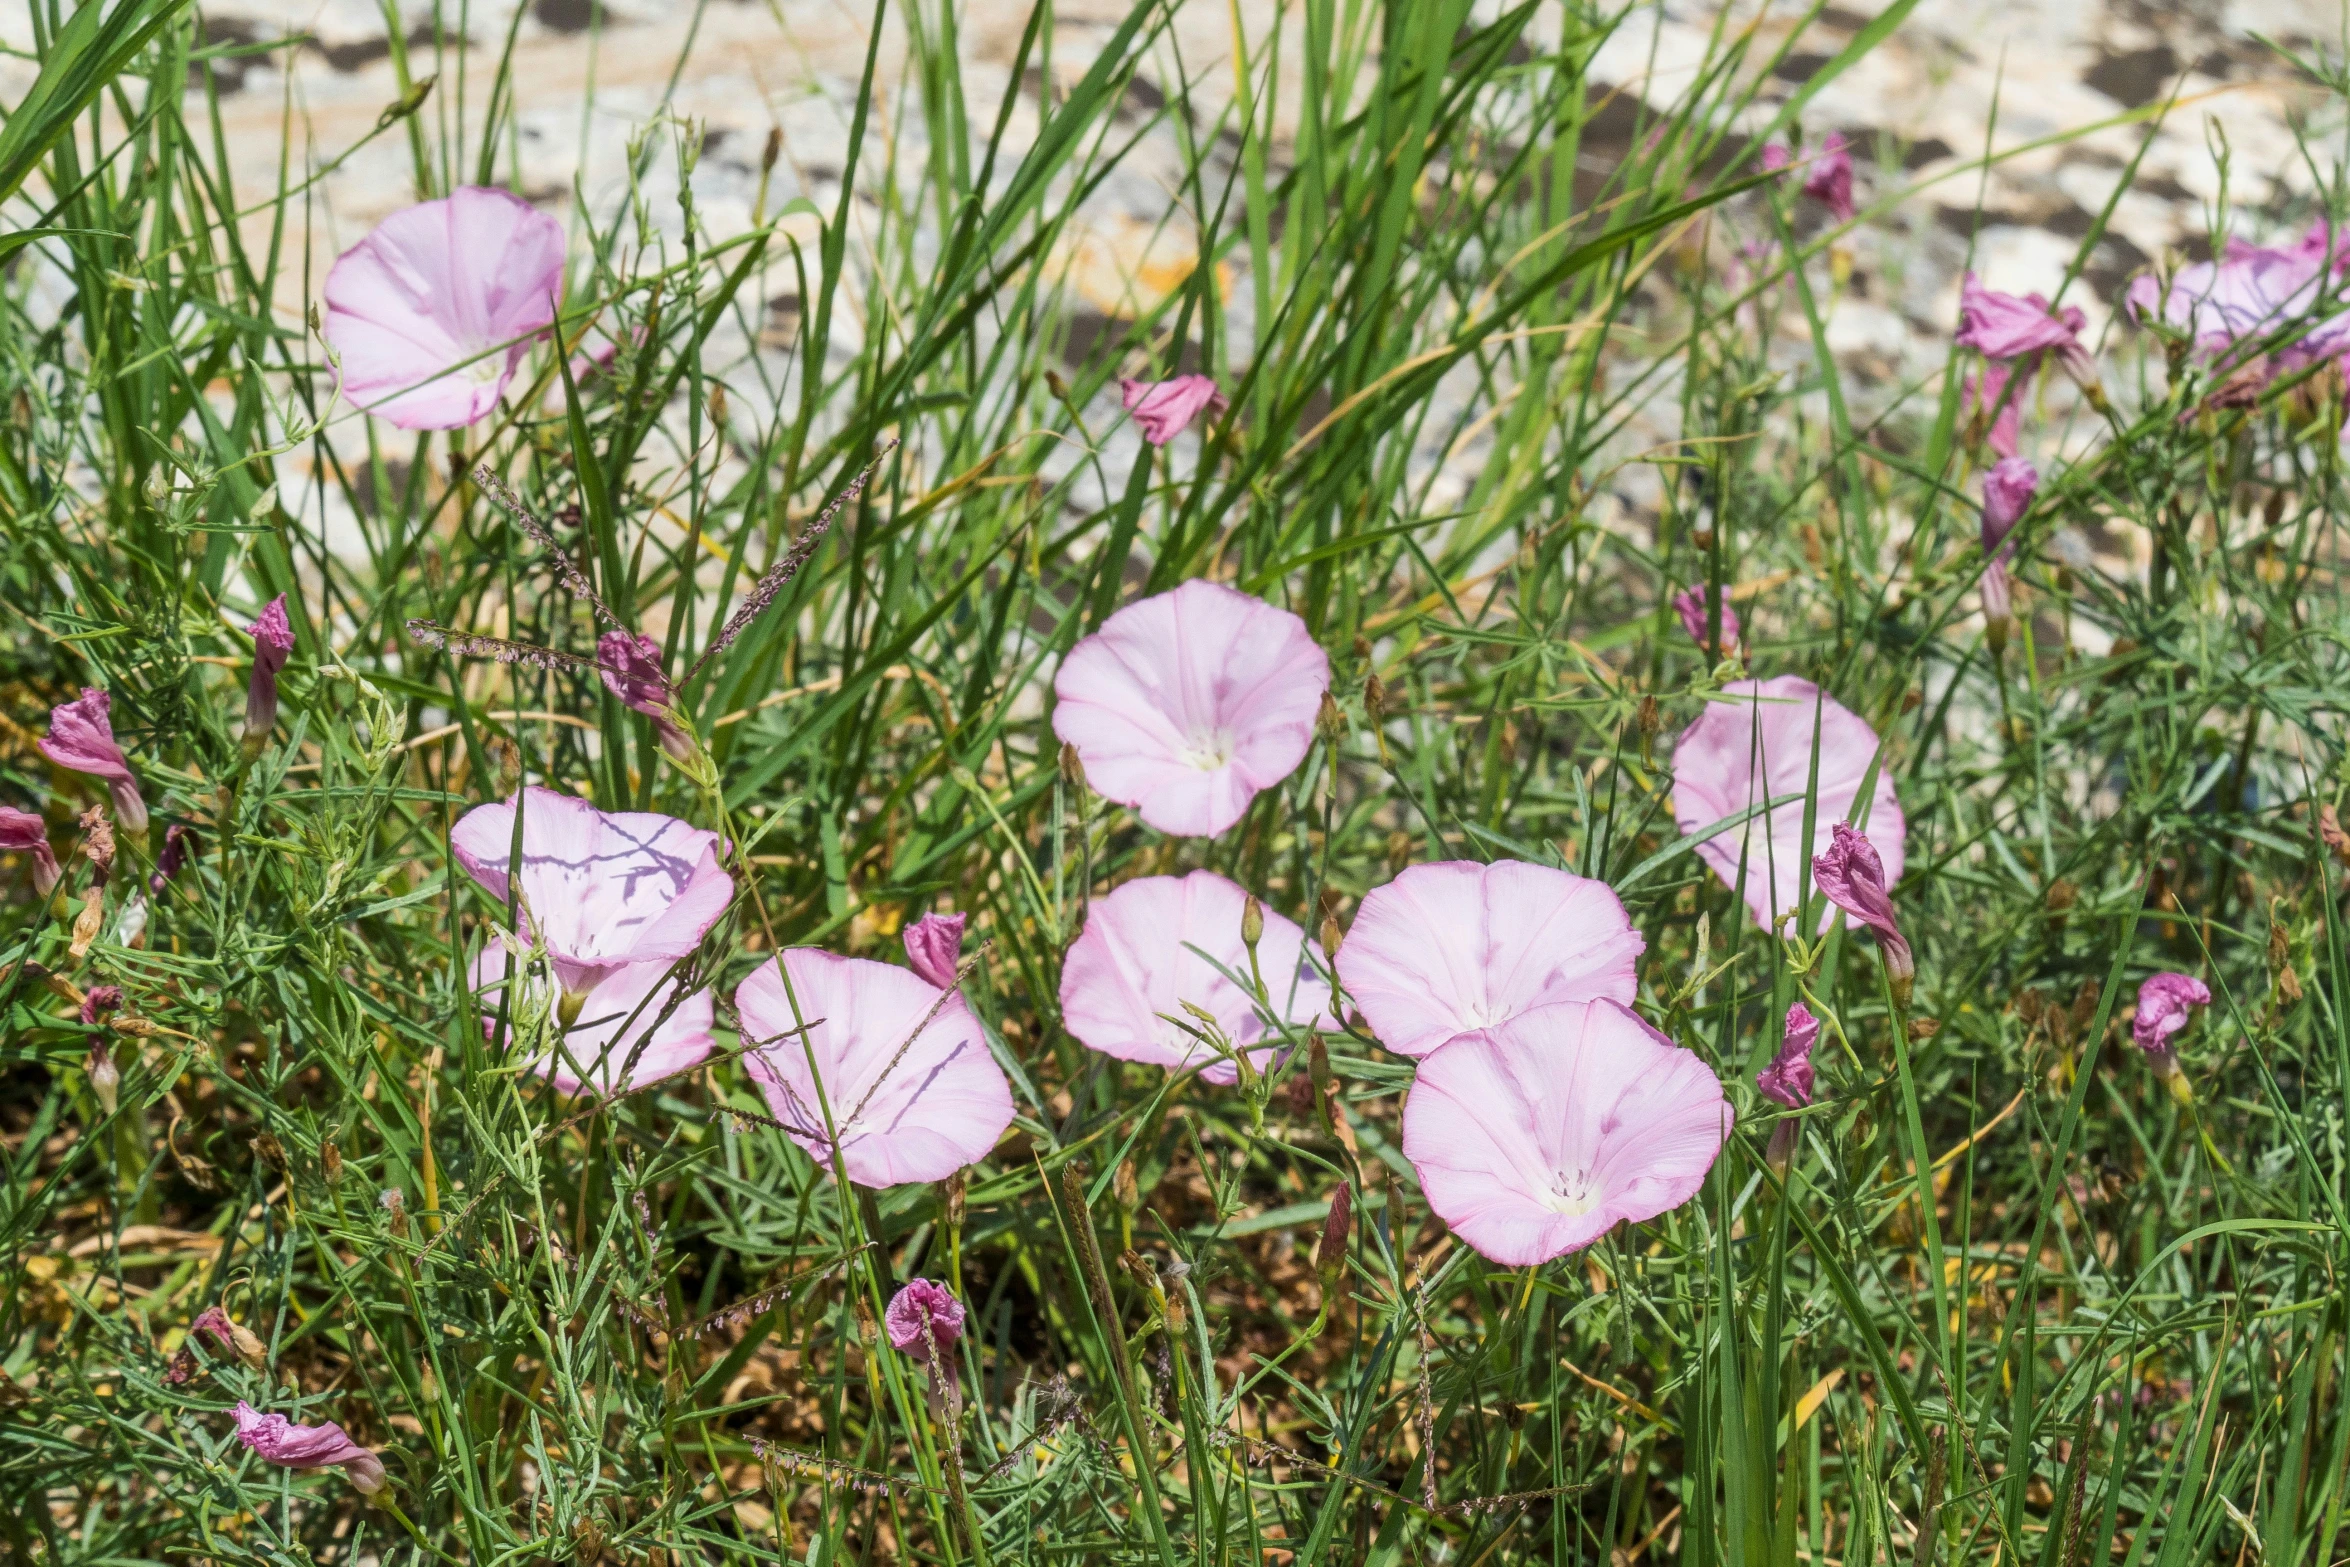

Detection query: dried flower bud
(1638, 693), (1660, 740)
(1059, 741), (1086, 791)
(80, 805), (115, 881)
(1316, 690), (1346, 743)
(941, 1168), (964, 1230)
(1364, 674), (1385, 722)
(250, 1133), (287, 1172)
(1315, 1183), (1352, 1292)
(1113, 1157), (1139, 1210)
(69, 887), (103, 959)
(321, 1140), (344, 1185)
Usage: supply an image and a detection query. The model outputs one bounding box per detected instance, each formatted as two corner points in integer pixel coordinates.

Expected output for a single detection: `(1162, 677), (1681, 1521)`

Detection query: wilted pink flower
(1801, 132), (1855, 222)
(903, 911), (967, 989)
(1401, 1000), (1730, 1265)
(2126, 225), (2350, 368)
(2132, 972), (2210, 1103)
(40, 688), (147, 835)
(150, 822), (197, 896)
(450, 787), (733, 1001)
(469, 945), (714, 1095)
(1757, 1002), (1819, 1109)
(324, 186), (566, 430)
(79, 985), (120, 1026)
(1964, 363), (2023, 458)
(1813, 821), (1913, 1001)
(1979, 456), (2039, 633)
(192, 1305), (268, 1369)
(1671, 676), (1905, 934)
(246, 595), (294, 743)
(233, 1402), (387, 1495)
(884, 1278), (966, 1360)
(1338, 860), (1642, 1058)
(1061, 870), (1333, 1083)
(596, 631), (695, 763)
(737, 949), (1015, 1186)
(0, 807), (59, 895)
(1759, 143), (1792, 172)
(1956, 274), (2092, 378)
(1052, 580), (1331, 838)
(1673, 587), (1741, 655)
(1119, 374), (1226, 445)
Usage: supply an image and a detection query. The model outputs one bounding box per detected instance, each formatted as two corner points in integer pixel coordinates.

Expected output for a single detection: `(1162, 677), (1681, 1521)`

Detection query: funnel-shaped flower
(1120, 374), (1226, 445)
(40, 688), (147, 835)
(596, 631), (696, 763)
(324, 186), (566, 429)
(1801, 132), (1855, 223)
(885, 1278), (966, 1360)
(2133, 971), (2210, 1103)
(1979, 456), (2039, 632)
(1401, 1000), (1730, 1265)
(0, 808), (58, 895)
(450, 787), (732, 1000)
(1813, 821), (1913, 999)
(1052, 580), (1330, 837)
(1061, 869), (1333, 1083)
(2126, 226), (2350, 366)
(1956, 275), (2092, 375)
(234, 1402), (387, 1494)
(1338, 860), (1642, 1058)
(1671, 676), (1905, 933)
(469, 946), (714, 1095)
(246, 595), (294, 742)
(737, 950), (1015, 1187)
(903, 912), (967, 989)
(1673, 587), (1741, 655)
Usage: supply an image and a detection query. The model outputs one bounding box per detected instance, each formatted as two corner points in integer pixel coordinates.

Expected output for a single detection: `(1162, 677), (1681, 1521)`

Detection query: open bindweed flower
(323, 186), (566, 429)
(736, 950), (1015, 1187)
(1060, 869), (1333, 1083)
(233, 1402), (387, 1495)
(885, 1278), (966, 1361)
(0, 807), (59, 895)
(1119, 374), (1226, 445)
(1671, 676), (1904, 935)
(246, 594), (294, 746)
(903, 911), (967, 989)
(1757, 1002), (1820, 1172)
(450, 787), (733, 1012)
(40, 688), (148, 836)
(1955, 274), (2093, 378)
(2126, 224), (2350, 370)
(1337, 860), (1643, 1058)
(1401, 1000), (1730, 1265)
(1052, 580), (1330, 837)
(1813, 822), (1914, 1004)
(1978, 456), (2040, 645)
(469, 945), (714, 1095)
(1673, 587), (1740, 657)
(2133, 972), (2212, 1105)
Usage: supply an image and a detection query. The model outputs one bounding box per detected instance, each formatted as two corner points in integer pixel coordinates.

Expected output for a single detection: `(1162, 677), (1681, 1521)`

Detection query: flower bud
(1315, 1183), (1352, 1295)
(245, 595), (295, 745)
(85, 1042), (119, 1115)
(1316, 690), (1346, 743)
(1059, 741), (1086, 791)
(1241, 893), (1264, 950)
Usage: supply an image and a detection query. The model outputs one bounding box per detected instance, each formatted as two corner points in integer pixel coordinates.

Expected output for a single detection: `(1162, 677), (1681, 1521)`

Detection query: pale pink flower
(1955, 274), (2092, 377)
(885, 1278), (966, 1360)
(736, 949), (1015, 1186)
(233, 1402), (387, 1494)
(246, 595), (294, 742)
(40, 688), (147, 835)
(2127, 225), (2350, 367)
(1060, 869), (1333, 1083)
(1052, 580), (1330, 838)
(1757, 1002), (1819, 1109)
(469, 946), (714, 1095)
(1400, 1000), (1729, 1265)
(1759, 143), (1793, 172)
(0, 807), (59, 895)
(1670, 676), (1904, 933)
(323, 186), (566, 430)
(2133, 971), (2211, 1104)
(1673, 587), (1741, 655)
(1812, 821), (1913, 999)
(595, 631), (694, 763)
(1119, 374), (1226, 445)
(1801, 132), (1855, 223)
(1337, 860), (1642, 1058)
(449, 787), (733, 1001)
(903, 911), (967, 989)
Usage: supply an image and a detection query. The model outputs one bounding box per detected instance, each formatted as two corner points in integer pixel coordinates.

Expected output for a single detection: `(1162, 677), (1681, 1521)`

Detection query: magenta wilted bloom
(596, 631), (696, 764)
(737, 949), (1015, 1186)
(1758, 1001), (1819, 1172)
(1119, 374), (1226, 445)
(1671, 676), (1905, 935)
(1052, 580), (1330, 838)
(469, 945), (715, 1095)
(1401, 1000), (1730, 1265)
(885, 1278), (967, 1360)
(323, 186), (566, 430)
(1338, 860), (1642, 1058)
(40, 688), (147, 836)
(79, 985), (120, 1026)
(450, 787), (733, 1003)
(903, 911), (967, 989)
(150, 823), (197, 896)
(1956, 274), (2093, 381)
(0, 807), (59, 895)
(1813, 821), (1914, 1003)
(192, 1305), (268, 1369)
(1673, 587), (1741, 655)
(1061, 870), (1334, 1082)
(1979, 456), (2040, 638)
(2133, 972), (2211, 1104)
(246, 595), (294, 743)
(1801, 132), (1855, 223)
(233, 1402), (387, 1495)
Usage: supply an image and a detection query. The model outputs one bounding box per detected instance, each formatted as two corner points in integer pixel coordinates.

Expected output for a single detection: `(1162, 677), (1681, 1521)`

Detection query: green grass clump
(6, 1), (2350, 1564)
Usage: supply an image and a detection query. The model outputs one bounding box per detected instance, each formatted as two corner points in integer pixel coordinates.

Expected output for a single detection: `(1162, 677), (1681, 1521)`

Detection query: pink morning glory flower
(885, 1278), (966, 1360)
(2126, 222), (2350, 365)
(0, 807), (59, 895)
(903, 911), (967, 989)
(1801, 132), (1855, 222)
(449, 787), (733, 1003)
(1119, 374), (1226, 445)
(1060, 869), (1333, 1083)
(1673, 587), (1741, 655)
(1812, 821), (1913, 1001)
(469, 945), (714, 1095)
(1955, 274), (2092, 375)
(1671, 675), (1905, 935)
(2133, 971), (2211, 1103)
(1400, 1000), (1730, 1265)
(736, 949), (1015, 1187)
(1337, 860), (1643, 1059)
(233, 1402), (387, 1494)
(1052, 580), (1331, 838)
(323, 186), (566, 430)
(40, 688), (147, 836)
(246, 594), (294, 743)
(595, 631), (695, 763)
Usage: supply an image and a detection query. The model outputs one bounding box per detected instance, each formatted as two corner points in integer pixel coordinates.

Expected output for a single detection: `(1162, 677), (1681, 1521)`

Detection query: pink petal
(1052, 580), (1330, 837)
(1059, 869), (1332, 1084)
(1339, 860), (1643, 1058)
(470, 947), (715, 1094)
(736, 950), (1015, 1187)
(1119, 374), (1225, 444)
